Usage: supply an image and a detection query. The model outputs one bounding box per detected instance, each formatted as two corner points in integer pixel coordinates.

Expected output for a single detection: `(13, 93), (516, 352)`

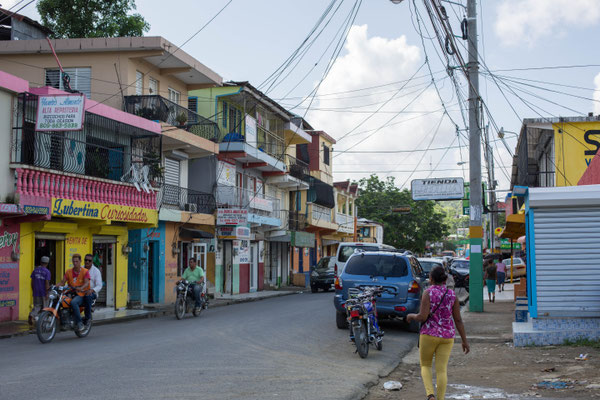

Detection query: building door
(250, 242), (258, 292)
(34, 236), (64, 285)
(223, 241), (233, 294)
(93, 237), (116, 308)
(147, 241), (159, 304)
(298, 248), (304, 273)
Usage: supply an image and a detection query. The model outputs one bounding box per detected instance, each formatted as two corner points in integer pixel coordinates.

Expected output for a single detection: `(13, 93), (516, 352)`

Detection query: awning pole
(510, 239), (514, 284)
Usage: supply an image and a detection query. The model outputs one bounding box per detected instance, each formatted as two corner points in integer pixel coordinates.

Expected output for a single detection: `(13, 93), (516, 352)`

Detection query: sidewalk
(0, 289), (301, 339)
(364, 283), (600, 400)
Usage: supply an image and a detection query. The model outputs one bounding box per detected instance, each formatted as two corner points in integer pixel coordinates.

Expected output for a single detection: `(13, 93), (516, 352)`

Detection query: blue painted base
(513, 317), (600, 347)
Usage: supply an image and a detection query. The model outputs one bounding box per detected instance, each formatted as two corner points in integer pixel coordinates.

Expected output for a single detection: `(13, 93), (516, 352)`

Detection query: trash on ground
(586, 383), (600, 389)
(576, 353), (589, 361)
(383, 381), (403, 391)
(541, 367), (556, 372)
(536, 381), (573, 390)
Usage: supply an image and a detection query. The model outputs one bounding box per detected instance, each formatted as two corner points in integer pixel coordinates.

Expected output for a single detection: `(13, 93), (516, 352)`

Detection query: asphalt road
(0, 292), (416, 400)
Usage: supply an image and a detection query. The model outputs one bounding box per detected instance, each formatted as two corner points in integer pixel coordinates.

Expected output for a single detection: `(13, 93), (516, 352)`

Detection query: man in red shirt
(60, 254), (90, 331)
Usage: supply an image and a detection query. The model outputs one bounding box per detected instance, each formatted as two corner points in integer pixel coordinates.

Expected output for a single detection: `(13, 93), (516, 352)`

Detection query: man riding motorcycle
(59, 253), (91, 331)
(181, 257), (205, 312)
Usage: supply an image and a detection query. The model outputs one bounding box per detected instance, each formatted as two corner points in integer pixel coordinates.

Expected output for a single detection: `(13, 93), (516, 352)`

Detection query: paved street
(0, 292), (416, 400)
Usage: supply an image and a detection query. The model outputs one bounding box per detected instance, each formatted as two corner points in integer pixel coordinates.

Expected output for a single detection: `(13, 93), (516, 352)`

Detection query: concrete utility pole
(467, 0), (484, 312)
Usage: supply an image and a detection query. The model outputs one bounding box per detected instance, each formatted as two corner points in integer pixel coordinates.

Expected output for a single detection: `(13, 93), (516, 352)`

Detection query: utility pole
(483, 124), (496, 253)
(467, 0), (484, 312)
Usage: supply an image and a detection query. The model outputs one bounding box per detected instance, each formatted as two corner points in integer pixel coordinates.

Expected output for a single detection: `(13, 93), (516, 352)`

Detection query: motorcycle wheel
(352, 320), (369, 359)
(376, 338), (383, 351)
(36, 310), (57, 344)
(75, 319), (92, 338)
(175, 298), (185, 320)
(192, 303), (201, 317)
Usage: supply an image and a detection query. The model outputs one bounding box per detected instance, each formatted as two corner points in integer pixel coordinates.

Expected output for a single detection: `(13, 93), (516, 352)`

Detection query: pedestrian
(407, 265), (470, 400)
(29, 256), (52, 326)
(484, 260), (497, 303)
(496, 259), (506, 292)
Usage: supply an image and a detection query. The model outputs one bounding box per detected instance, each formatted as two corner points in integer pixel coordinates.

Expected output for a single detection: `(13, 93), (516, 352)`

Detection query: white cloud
(494, 0), (600, 46)
(594, 72), (600, 116)
(304, 25), (469, 189)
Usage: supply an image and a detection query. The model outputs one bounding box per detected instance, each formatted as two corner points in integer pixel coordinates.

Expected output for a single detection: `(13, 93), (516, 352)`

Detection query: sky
(4, 0), (600, 193)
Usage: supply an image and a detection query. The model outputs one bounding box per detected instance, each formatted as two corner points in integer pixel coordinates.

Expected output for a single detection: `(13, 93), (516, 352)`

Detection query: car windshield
(315, 257), (330, 269)
(452, 260), (469, 269)
(419, 261), (442, 273)
(344, 255), (408, 277)
(338, 245), (379, 262)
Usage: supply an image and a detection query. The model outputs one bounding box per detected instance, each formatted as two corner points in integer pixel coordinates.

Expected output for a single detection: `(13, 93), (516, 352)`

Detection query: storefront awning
(180, 228), (214, 239)
(500, 213), (525, 240)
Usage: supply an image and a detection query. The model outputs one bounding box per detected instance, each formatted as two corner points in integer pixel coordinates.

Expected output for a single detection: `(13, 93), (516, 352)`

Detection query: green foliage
(38, 0), (150, 39)
(563, 338), (600, 349)
(355, 175), (449, 253)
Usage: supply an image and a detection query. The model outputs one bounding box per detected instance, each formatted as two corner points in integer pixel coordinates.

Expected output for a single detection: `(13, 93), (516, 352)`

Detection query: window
(135, 71), (143, 95)
(419, 261), (442, 273)
(338, 245), (379, 263)
(168, 88), (181, 104)
(360, 227), (371, 237)
(323, 143), (330, 165)
(45, 67), (92, 98)
(345, 255), (408, 277)
(149, 78), (158, 95)
(228, 105), (242, 133)
(222, 101), (228, 128)
(188, 97), (198, 113)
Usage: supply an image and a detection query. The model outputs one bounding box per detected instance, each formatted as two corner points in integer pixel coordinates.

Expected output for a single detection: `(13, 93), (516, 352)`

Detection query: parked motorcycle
(174, 280), (207, 319)
(36, 285), (93, 343)
(345, 286), (385, 358)
(450, 268), (470, 292)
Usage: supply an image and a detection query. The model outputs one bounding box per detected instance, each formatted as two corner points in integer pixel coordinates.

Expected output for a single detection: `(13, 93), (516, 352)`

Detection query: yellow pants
(419, 334), (454, 400)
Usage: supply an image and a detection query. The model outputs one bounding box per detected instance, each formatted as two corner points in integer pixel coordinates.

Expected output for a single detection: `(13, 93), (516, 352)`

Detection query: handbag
(418, 287), (449, 347)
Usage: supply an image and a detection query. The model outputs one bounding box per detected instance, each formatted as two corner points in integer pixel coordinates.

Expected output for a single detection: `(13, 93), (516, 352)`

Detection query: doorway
(250, 242), (258, 292)
(298, 247), (304, 273)
(34, 238), (64, 284)
(223, 241), (232, 294)
(191, 243), (207, 273)
(147, 241), (159, 304)
(93, 238), (116, 308)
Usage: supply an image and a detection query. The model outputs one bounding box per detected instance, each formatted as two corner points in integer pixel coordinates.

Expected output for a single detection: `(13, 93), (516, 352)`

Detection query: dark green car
(310, 256), (336, 293)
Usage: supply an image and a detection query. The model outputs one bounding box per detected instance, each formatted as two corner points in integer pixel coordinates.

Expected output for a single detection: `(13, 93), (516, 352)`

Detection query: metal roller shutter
(164, 157), (180, 186)
(533, 207), (600, 317)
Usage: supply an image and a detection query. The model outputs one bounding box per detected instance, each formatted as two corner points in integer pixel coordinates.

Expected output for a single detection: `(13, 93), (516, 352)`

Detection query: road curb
(1, 290), (302, 339)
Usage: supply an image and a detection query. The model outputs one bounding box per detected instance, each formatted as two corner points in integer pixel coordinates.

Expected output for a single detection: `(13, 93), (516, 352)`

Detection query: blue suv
(333, 251), (426, 332)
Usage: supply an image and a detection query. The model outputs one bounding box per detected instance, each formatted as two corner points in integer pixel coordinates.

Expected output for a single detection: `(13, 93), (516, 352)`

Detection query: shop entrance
(93, 237), (116, 308)
(147, 241), (159, 304)
(223, 241), (232, 294)
(250, 243), (258, 292)
(34, 237), (64, 284)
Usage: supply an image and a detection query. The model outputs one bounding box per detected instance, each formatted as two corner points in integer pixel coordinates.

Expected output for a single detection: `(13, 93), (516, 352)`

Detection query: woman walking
(407, 266), (470, 400)
(496, 260), (506, 292)
(484, 261), (497, 303)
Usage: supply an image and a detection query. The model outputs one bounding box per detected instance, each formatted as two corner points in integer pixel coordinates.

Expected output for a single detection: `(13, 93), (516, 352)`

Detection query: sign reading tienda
(411, 178), (465, 201)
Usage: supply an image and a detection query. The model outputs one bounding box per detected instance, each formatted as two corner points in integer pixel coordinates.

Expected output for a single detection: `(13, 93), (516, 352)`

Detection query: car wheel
(311, 285), (318, 293)
(336, 311), (348, 329)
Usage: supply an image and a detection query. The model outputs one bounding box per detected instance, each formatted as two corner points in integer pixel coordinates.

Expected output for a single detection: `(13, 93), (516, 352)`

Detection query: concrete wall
(0, 90), (14, 202)
(189, 156), (217, 194)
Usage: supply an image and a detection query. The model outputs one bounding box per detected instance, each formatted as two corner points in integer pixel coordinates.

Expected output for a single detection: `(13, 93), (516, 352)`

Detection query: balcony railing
(286, 154), (309, 180)
(12, 93), (162, 186)
(288, 210), (307, 231)
(310, 203), (334, 224)
(158, 184), (215, 214)
(257, 126), (285, 159)
(336, 212), (354, 234)
(124, 95), (220, 142)
(216, 185), (281, 219)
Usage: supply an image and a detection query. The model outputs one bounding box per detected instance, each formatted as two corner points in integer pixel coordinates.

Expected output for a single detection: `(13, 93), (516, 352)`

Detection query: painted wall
(189, 86), (243, 125)
(554, 121), (600, 186)
(0, 90), (14, 202)
(0, 222), (19, 322)
(164, 222), (179, 304)
(128, 222), (166, 304)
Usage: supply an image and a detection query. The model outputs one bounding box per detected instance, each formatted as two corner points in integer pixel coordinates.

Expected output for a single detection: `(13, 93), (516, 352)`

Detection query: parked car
(417, 257), (455, 290)
(449, 258), (470, 291)
(310, 256), (336, 292)
(334, 242), (396, 278)
(502, 257), (526, 278)
(334, 251), (425, 333)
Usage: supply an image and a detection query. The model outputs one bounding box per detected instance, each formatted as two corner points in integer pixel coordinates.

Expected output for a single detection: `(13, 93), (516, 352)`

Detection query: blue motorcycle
(345, 286), (384, 358)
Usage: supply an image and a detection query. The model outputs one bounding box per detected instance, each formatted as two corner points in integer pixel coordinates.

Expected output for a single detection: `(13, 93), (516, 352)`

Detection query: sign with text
(217, 208), (248, 226)
(0, 204), (19, 214)
(36, 94), (85, 131)
(245, 114), (257, 146)
(249, 196), (273, 212)
(411, 178), (465, 201)
(217, 161), (236, 186)
(51, 198), (158, 225)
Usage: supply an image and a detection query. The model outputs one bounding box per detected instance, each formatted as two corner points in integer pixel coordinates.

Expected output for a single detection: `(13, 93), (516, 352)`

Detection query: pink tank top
(420, 285), (456, 339)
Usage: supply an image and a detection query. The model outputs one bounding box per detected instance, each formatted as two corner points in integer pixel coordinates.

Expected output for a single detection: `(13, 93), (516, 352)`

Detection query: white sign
(36, 94), (85, 131)
(249, 196), (273, 212)
(245, 114), (257, 146)
(411, 178), (465, 201)
(218, 161), (236, 186)
(217, 208), (248, 226)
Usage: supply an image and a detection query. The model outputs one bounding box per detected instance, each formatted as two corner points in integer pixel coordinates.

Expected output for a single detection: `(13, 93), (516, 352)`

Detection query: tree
(38, 0), (150, 39)
(355, 175), (449, 253)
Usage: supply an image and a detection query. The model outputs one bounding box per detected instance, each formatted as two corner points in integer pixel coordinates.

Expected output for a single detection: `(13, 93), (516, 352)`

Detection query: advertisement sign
(36, 94), (85, 131)
(0, 223), (19, 320)
(0, 204), (19, 214)
(217, 208), (248, 226)
(249, 196), (273, 212)
(51, 198), (158, 224)
(291, 231), (315, 248)
(23, 205), (50, 215)
(411, 178), (464, 201)
(217, 226), (250, 239)
(238, 239), (250, 264)
(554, 122), (600, 186)
(218, 161), (236, 186)
(245, 114), (257, 146)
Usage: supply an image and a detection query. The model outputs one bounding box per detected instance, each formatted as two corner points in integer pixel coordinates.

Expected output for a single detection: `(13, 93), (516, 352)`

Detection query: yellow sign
(554, 121), (600, 186)
(494, 227), (503, 236)
(51, 198), (158, 225)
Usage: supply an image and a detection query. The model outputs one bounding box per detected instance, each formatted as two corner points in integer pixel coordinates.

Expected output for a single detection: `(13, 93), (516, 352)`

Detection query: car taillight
(394, 306), (406, 312)
(408, 281), (420, 293)
(334, 263), (338, 275)
(350, 310), (360, 318)
(334, 277), (342, 290)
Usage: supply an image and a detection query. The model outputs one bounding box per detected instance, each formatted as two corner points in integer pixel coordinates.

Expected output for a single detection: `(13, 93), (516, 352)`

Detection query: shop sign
(217, 208), (248, 226)
(36, 94), (85, 131)
(51, 198), (158, 224)
(217, 226), (250, 239)
(0, 231), (19, 253)
(291, 231), (315, 248)
(238, 239), (249, 263)
(23, 205), (50, 215)
(411, 178), (464, 201)
(0, 204), (18, 213)
(245, 114), (257, 146)
(0, 263), (18, 308)
(217, 161), (236, 186)
(554, 123), (600, 186)
(249, 196), (273, 212)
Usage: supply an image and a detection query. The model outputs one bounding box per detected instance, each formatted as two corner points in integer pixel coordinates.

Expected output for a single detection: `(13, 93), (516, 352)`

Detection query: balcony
(216, 185), (281, 226)
(288, 210), (307, 231)
(257, 126), (285, 160)
(286, 154), (309, 181)
(307, 203), (337, 232)
(158, 184), (215, 214)
(336, 212), (354, 234)
(124, 95), (220, 142)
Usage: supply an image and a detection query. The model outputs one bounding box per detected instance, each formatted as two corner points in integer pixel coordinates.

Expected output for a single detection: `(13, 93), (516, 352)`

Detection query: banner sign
(217, 208), (248, 226)
(411, 178), (465, 201)
(216, 226), (250, 239)
(0, 204), (19, 214)
(245, 114), (257, 146)
(51, 198), (158, 225)
(23, 205), (50, 215)
(36, 94), (85, 131)
(291, 231), (315, 248)
(249, 196), (273, 212)
(0, 223), (19, 318)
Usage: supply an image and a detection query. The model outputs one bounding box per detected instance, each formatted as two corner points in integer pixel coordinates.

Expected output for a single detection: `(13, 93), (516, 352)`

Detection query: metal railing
(288, 210), (307, 231)
(336, 212), (354, 234)
(309, 203), (334, 224)
(158, 184), (215, 214)
(124, 95), (220, 141)
(216, 185), (281, 219)
(286, 154), (309, 180)
(257, 126), (285, 159)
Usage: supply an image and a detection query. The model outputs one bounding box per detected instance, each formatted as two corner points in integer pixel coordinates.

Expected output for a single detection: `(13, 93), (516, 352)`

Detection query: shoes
(77, 322), (84, 331)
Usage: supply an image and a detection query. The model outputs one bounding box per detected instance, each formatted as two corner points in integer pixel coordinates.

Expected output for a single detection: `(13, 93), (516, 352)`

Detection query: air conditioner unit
(184, 203), (198, 213)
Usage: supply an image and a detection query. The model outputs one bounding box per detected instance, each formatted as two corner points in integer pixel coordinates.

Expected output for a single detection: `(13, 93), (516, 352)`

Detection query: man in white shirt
(84, 254), (103, 318)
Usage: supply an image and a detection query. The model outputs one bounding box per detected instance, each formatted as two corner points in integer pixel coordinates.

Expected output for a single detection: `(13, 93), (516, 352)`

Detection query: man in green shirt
(182, 257), (205, 310)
